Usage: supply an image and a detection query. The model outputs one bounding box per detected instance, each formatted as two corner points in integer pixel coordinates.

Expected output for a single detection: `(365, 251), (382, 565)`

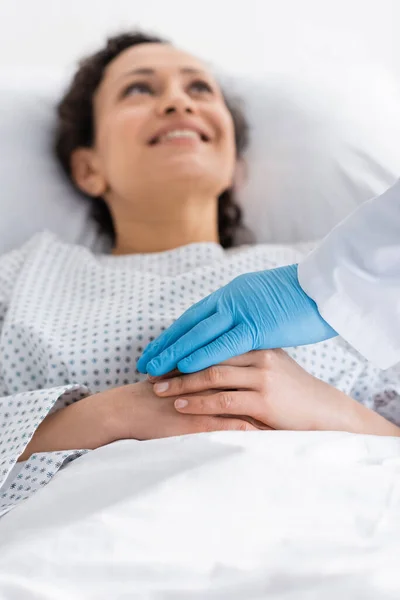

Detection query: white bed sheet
(1, 431), (400, 599)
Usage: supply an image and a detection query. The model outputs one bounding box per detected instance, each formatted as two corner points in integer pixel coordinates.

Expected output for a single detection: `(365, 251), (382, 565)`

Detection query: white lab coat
(298, 179), (400, 370)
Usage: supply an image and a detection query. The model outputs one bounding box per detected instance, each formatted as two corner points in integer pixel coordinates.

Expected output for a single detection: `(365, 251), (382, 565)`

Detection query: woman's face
(73, 43), (236, 203)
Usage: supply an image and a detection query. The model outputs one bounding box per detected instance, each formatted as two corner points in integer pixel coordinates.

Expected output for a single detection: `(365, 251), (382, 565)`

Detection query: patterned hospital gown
(1, 230), (399, 517)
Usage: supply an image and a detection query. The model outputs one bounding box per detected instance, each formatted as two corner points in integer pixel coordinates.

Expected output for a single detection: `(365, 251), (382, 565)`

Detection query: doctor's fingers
(137, 293), (220, 374)
(177, 323), (254, 374)
(146, 311), (232, 376)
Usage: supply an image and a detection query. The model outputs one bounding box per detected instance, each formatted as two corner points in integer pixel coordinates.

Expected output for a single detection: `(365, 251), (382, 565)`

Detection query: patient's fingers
(147, 369), (180, 383)
(175, 391), (261, 421)
(153, 366), (260, 397)
(237, 415), (273, 430)
(219, 349), (283, 368)
(202, 416), (258, 433)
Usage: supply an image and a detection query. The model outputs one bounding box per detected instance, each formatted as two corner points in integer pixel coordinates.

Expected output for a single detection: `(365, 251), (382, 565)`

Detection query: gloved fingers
(137, 293), (219, 373)
(177, 323), (254, 373)
(146, 311), (232, 377)
(152, 365), (260, 397)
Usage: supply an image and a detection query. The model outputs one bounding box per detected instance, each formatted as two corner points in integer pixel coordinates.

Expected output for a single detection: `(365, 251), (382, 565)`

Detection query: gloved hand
(137, 264), (337, 376)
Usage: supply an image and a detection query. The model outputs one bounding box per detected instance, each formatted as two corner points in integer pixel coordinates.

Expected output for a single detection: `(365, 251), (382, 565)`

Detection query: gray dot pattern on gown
(0, 231), (399, 516)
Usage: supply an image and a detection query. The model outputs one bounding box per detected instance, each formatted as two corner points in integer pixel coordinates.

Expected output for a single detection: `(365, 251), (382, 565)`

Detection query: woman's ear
(70, 148), (108, 197)
(232, 158), (248, 191)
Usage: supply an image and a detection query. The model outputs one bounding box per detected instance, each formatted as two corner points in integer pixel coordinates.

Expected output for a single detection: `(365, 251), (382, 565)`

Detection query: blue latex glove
(137, 264), (337, 376)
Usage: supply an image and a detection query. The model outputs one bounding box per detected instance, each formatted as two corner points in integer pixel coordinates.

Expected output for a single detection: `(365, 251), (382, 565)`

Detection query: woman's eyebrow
(119, 67), (207, 79)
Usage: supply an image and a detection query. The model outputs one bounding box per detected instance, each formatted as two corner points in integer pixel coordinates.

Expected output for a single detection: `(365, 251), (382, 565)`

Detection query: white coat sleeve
(298, 180), (400, 369)
(0, 240), (91, 517)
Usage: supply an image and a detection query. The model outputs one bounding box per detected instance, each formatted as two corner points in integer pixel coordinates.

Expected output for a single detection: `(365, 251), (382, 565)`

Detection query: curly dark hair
(54, 32), (249, 248)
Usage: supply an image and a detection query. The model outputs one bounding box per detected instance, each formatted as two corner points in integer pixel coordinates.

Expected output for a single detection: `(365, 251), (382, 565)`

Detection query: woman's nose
(164, 103), (193, 115)
(157, 89), (196, 116)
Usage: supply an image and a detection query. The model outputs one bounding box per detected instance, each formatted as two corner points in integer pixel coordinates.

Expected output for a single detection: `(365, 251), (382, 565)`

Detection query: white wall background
(0, 0), (399, 81)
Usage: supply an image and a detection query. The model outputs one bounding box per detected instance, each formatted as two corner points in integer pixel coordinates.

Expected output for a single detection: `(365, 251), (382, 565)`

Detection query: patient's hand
(19, 379), (261, 461)
(21, 350), (399, 461)
(112, 380), (260, 441)
(150, 349), (400, 436)
(20, 379), (261, 461)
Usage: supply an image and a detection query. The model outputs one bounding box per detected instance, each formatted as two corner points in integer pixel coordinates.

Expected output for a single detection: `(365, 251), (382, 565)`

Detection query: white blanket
(1, 431), (400, 599)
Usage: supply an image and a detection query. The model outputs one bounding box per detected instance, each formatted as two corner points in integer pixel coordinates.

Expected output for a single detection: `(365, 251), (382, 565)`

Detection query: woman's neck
(110, 193), (220, 255)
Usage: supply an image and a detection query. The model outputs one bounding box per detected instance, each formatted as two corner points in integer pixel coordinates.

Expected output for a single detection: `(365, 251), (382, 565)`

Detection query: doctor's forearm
(298, 181), (400, 370)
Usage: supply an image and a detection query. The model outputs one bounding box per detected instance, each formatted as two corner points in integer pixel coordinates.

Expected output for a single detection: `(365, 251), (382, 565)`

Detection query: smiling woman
(0, 30), (399, 519)
(55, 32), (249, 254)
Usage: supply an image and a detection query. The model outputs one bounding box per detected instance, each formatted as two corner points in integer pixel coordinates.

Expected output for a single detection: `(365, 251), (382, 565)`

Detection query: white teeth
(160, 129), (199, 142)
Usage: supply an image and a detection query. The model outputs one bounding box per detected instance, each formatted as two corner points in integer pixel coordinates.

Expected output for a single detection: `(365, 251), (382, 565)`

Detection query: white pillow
(1, 62), (400, 254)
(0, 71), (100, 255)
(231, 62), (400, 243)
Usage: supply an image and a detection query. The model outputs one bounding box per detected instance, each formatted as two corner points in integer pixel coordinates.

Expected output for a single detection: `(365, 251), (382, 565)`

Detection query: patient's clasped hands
(148, 349), (390, 435)
(20, 349), (400, 463)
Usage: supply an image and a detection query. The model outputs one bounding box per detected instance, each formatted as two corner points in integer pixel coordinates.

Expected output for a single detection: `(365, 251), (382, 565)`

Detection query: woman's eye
(122, 82), (154, 97)
(189, 80), (213, 93)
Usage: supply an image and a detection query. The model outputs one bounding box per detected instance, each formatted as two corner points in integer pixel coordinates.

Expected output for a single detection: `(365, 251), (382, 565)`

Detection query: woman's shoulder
(20, 230), (94, 254)
(0, 230), (94, 269)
